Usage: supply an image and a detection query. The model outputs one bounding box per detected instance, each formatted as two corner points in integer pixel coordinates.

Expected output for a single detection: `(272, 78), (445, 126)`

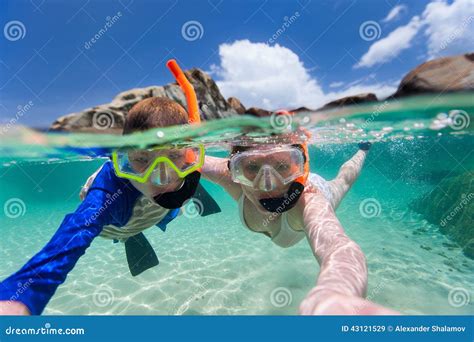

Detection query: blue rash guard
(0, 161), (179, 315)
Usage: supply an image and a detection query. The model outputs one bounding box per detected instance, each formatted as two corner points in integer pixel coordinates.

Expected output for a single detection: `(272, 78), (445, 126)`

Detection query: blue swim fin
(193, 183), (222, 216)
(125, 233), (159, 276)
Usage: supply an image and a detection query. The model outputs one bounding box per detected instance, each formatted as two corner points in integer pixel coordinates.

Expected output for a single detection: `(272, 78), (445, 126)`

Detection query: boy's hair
(123, 97), (188, 134)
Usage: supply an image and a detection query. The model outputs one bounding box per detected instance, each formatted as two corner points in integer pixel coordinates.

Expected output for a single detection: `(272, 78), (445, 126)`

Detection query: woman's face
(238, 151), (294, 212)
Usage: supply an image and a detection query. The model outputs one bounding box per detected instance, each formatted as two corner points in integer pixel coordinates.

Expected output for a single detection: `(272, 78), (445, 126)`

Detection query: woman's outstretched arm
(298, 186), (398, 315)
(202, 155), (242, 201)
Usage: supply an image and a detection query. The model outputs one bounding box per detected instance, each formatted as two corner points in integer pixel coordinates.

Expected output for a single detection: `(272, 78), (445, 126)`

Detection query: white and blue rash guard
(0, 161), (179, 315)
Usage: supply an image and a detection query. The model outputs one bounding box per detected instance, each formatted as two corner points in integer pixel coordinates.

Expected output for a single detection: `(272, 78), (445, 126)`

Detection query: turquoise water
(0, 94), (473, 315)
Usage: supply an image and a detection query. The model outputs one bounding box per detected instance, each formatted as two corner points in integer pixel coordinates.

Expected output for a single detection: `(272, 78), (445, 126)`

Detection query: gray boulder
(391, 53), (474, 98)
(50, 69), (237, 132)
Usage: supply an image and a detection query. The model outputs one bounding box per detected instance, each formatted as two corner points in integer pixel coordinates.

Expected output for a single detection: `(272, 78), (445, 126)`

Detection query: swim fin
(193, 183), (222, 216)
(125, 233), (159, 277)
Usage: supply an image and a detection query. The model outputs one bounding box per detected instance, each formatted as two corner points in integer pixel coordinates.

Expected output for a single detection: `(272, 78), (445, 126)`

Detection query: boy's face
(130, 178), (184, 200)
(126, 148), (188, 199)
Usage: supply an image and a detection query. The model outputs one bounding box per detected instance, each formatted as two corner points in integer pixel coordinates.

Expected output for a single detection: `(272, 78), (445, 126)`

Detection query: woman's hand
(0, 301), (31, 315)
(299, 288), (399, 315)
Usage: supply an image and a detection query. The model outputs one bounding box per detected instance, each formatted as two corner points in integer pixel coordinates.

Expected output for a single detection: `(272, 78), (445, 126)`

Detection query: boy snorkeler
(0, 60), (218, 315)
(202, 114), (398, 315)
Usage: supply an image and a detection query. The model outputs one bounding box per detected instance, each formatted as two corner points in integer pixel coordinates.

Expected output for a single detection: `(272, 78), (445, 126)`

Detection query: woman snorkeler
(202, 118), (398, 315)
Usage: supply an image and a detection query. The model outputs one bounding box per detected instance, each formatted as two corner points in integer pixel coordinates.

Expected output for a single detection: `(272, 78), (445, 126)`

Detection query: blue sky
(0, 0), (473, 127)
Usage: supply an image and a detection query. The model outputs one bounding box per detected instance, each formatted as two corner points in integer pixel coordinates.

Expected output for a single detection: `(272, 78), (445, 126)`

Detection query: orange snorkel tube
(166, 59), (203, 170)
(166, 59), (201, 125)
(150, 59), (205, 210)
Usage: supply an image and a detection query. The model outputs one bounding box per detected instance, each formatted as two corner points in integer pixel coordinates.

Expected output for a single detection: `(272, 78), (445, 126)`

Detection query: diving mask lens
(229, 146), (305, 191)
(112, 144), (204, 183)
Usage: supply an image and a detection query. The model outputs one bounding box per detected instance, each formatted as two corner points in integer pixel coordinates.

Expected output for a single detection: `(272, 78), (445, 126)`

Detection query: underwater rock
(320, 93), (378, 110)
(227, 97), (246, 114)
(391, 53), (474, 98)
(50, 68), (237, 132)
(411, 171), (474, 259)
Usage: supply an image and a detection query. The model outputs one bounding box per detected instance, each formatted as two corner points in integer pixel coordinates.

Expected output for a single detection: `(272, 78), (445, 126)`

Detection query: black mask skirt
(153, 171), (201, 209)
(259, 182), (304, 213)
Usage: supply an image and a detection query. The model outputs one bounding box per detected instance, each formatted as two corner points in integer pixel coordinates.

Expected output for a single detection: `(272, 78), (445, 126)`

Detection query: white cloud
(356, 0), (474, 68)
(423, 0), (474, 58)
(213, 40), (396, 110)
(355, 16), (423, 69)
(213, 40), (326, 109)
(382, 4), (407, 23)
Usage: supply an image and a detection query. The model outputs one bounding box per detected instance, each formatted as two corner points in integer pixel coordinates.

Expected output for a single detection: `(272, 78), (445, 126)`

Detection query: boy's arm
(0, 189), (114, 315)
(298, 186), (368, 312)
(202, 156), (242, 201)
(0, 162), (135, 315)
